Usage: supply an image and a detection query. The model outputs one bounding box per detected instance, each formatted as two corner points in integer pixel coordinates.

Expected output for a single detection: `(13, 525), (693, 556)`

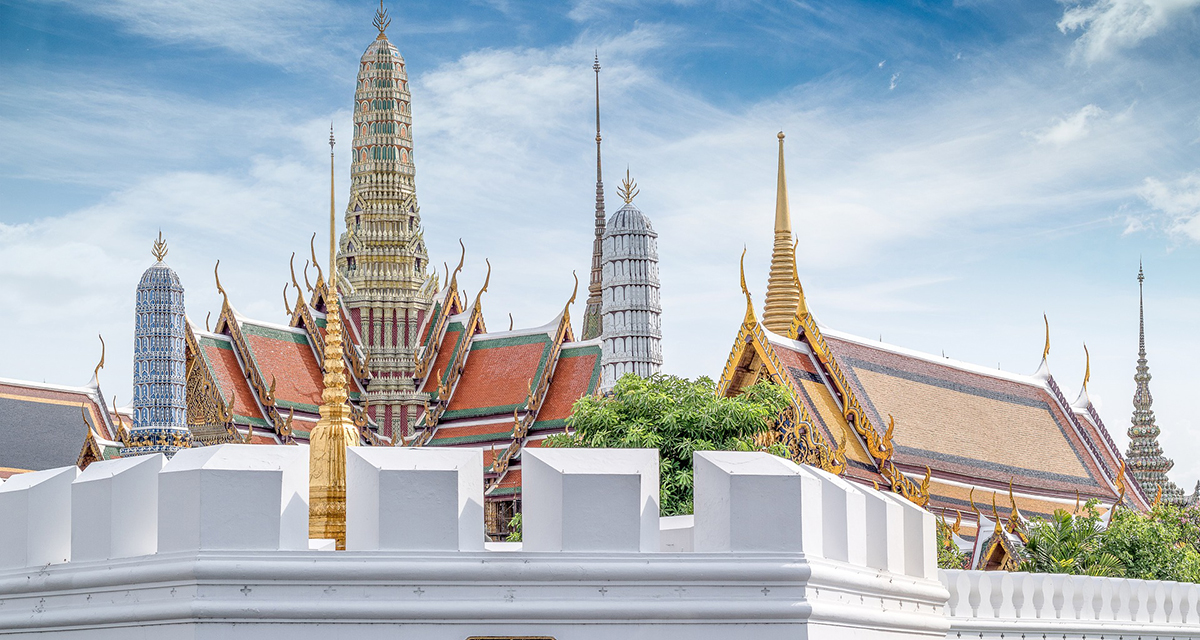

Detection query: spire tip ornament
(373, 0), (391, 37)
(617, 168), (639, 204)
(151, 231), (168, 262)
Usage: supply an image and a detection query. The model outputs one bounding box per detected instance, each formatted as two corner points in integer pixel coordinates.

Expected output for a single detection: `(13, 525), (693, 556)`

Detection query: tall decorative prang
(1125, 263), (1186, 505)
(123, 233), (192, 457)
(311, 127), (361, 549)
(338, 1), (433, 440)
(600, 170), (662, 391)
(581, 53), (606, 340)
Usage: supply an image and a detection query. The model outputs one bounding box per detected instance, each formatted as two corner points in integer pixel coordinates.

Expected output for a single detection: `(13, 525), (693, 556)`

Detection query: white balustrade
(0, 466), (77, 568)
(72, 454), (165, 561)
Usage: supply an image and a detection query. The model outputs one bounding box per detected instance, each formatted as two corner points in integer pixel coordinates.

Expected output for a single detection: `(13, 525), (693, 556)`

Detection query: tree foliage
(1095, 503), (1200, 582)
(544, 373), (793, 516)
(1018, 502), (1123, 577)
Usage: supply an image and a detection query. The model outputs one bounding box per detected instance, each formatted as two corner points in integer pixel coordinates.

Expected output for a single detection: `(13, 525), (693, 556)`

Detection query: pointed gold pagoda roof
(762, 131), (800, 333)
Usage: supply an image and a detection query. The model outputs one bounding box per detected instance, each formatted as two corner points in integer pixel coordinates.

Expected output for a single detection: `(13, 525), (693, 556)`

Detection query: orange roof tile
(421, 323), (465, 395)
(240, 322), (323, 412)
(427, 420), (514, 446)
(198, 336), (263, 425)
(443, 333), (553, 419)
(532, 344), (600, 427)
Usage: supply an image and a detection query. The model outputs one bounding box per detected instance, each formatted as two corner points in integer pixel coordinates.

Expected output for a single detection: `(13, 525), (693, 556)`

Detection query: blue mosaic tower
(122, 233), (192, 457)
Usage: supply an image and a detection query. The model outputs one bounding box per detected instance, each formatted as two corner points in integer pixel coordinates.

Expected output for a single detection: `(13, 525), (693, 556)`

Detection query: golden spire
(618, 168), (639, 204)
(309, 126), (360, 550)
(762, 131), (801, 333)
(373, 0), (391, 38)
(151, 231), (168, 262)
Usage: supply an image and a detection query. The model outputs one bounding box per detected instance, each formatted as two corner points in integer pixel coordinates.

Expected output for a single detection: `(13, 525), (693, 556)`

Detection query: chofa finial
(1042, 313), (1050, 361)
(373, 0), (391, 36)
(617, 167), (639, 204)
(151, 231), (168, 262)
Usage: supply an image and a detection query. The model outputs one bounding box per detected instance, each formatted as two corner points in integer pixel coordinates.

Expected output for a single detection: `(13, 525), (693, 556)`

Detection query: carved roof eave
(716, 314), (845, 477)
(213, 301), (286, 436)
(421, 298), (486, 432)
(185, 323), (236, 428)
(416, 284), (464, 383)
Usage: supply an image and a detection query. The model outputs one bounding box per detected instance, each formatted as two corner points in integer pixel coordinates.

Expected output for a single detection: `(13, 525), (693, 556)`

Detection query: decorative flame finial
(93, 334), (106, 381)
(1082, 343), (1091, 392)
(1042, 313), (1050, 361)
(373, 0), (391, 37)
(617, 167), (639, 204)
(151, 231), (168, 262)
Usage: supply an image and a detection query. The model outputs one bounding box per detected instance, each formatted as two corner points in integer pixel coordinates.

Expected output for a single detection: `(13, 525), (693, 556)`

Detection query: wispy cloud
(1034, 104), (1106, 146)
(1058, 0), (1200, 62)
(1141, 171), (1200, 241)
(30, 0), (355, 69)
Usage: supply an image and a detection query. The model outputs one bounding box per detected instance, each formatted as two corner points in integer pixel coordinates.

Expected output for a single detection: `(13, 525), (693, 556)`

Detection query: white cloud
(889, 72), (900, 90)
(1140, 171), (1200, 241)
(32, 0), (357, 69)
(1058, 0), (1200, 62)
(1035, 104), (1106, 146)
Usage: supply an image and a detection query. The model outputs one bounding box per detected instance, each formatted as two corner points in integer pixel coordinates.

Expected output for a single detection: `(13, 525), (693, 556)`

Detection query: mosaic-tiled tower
(600, 171), (662, 391)
(1125, 264), (1185, 505)
(123, 233), (192, 457)
(581, 54), (606, 340)
(338, 4), (432, 439)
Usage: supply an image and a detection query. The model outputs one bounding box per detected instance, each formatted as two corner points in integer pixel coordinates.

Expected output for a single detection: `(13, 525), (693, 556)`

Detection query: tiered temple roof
(720, 132), (1150, 563)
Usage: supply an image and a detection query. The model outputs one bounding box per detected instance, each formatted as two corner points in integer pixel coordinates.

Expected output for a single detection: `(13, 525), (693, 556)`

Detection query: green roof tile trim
(241, 322), (311, 345)
(529, 418), (567, 432)
(275, 398), (320, 414)
(196, 336), (249, 419)
(200, 336), (235, 350)
(490, 485), (520, 497)
(315, 316), (327, 328)
(233, 414), (271, 428)
(428, 428), (513, 446)
(471, 331), (552, 350)
(421, 300), (444, 354)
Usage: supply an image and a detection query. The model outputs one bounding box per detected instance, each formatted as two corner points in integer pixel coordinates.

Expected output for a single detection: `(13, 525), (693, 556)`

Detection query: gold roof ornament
(373, 0), (391, 37)
(214, 260), (229, 309)
(151, 231), (168, 262)
(93, 334), (105, 382)
(739, 247), (755, 324)
(617, 168), (639, 204)
(1042, 313), (1050, 361)
(1007, 479), (1022, 531)
(308, 126), (360, 550)
(473, 259), (491, 308)
(1082, 343), (1091, 393)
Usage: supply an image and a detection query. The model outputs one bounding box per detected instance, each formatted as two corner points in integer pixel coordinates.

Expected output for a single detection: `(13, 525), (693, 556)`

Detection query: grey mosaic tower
(1125, 264), (1186, 505)
(123, 233), (192, 457)
(600, 170), (662, 391)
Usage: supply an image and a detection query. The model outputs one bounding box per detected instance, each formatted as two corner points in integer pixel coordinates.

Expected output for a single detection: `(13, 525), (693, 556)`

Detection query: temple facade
(600, 171), (662, 391)
(719, 132), (1159, 569)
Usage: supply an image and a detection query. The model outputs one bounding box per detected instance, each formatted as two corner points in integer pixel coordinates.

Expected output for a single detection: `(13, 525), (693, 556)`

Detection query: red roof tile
(199, 338), (261, 421)
(421, 325), (463, 394)
(534, 346), (600, 424)
(444, 335), (551, 417)
(241, 324), (323, 411)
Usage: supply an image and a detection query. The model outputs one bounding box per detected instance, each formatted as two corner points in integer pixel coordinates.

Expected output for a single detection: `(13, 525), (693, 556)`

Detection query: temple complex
(720, 132), (1160, 567)
(600, 171), (662, 391)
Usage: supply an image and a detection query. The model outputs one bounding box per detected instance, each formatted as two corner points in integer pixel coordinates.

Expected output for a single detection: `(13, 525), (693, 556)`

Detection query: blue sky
(2, 0), (1199, 484)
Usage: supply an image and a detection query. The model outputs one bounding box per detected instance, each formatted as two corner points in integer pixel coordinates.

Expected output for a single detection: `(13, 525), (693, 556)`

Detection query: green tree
(936, 519), (968, 570)
(1018, 502), (1124, 577)
(544, 373), (793, 516)
(1097, 504), (1200, 583)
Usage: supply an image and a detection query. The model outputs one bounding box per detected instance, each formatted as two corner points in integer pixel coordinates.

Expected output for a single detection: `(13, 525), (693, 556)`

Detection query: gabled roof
(238, 320), (324, 415)
(193, 332), (270, 428)
(0, 378), (114, 471)
(820, 328), (1121, 504)
(530, 340), (602, 433)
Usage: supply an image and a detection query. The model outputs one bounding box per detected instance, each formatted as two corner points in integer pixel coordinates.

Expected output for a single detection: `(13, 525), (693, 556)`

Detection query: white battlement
(1, 445), (1195, 638)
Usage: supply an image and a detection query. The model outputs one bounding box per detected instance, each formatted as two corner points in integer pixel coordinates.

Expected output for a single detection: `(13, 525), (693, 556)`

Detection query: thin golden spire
(762, 131), (801, 333)
(309, 126), (359, 550)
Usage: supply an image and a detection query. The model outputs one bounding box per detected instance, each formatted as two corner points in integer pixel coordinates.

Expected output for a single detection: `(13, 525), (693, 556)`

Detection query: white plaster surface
(798, 464), (867, 565)
(862, 486), (905, 574)
(882, 492), (937, 579)
(158, 444), (309, 552)
(71, 454), (165, 562)
(660, 514), (694, 551)
(522, 448), (659, 552)
(693, 451), (822, 553)
(345, 446), (483, 551)
(0, 466), (77, 569)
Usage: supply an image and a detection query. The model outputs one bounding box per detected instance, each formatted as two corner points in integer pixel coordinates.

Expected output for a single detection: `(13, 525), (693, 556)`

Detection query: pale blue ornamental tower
(122, 233), (192, 457)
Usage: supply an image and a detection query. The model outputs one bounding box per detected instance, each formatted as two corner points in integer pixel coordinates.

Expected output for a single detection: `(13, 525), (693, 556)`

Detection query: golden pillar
(309, 126), (360, 549)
